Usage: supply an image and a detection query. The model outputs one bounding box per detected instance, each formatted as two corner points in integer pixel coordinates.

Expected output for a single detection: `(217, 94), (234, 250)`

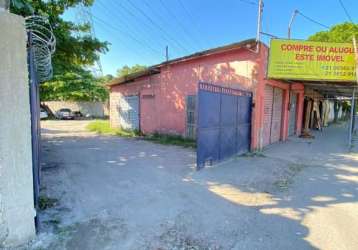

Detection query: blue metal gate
(197, 82), (252, 169)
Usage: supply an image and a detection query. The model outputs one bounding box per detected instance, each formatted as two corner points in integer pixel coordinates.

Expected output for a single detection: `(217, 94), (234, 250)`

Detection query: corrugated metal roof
(107, 38), (257, 87)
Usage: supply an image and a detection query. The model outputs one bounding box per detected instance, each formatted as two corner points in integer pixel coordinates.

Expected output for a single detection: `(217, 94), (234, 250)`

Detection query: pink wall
(110, 75), (161, 134)
(253, 44), (305, 148)
(157, 47), (258, 135)
(110, 43), (305, 150)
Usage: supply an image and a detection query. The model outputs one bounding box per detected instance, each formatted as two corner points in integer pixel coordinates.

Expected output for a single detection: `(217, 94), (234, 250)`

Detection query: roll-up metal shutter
(263, 85), (284, 146)
(270, 88), (283, 143)
(118, 95), (139, 130)
(288, 93), (297, 136)
(263, 85), (273, 147)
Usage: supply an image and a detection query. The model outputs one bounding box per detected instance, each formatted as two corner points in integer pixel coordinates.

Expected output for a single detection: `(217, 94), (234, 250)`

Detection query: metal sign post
(353, 36), (358, 81)
(288, 10), (298, 39)
(348, 89), (355, 148)
(349, 36), (358, 148)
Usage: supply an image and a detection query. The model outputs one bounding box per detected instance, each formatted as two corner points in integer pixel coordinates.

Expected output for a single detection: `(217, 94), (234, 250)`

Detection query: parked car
(72, 111), (83, 119)
(40, 108), (48, 120)
(56, 108), (74, 120)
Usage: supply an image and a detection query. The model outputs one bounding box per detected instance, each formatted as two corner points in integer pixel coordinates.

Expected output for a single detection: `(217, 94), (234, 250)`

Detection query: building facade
(109, 39), (304, 150)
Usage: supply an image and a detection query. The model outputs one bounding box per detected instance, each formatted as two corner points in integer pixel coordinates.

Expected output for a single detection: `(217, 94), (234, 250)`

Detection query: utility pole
(349, 88), (355, 148)
(165, 45), (169, 62)
(349, 36), (358, 148)
(288, 10), (299, 39)
(353, 36), (358, 83)
(256, 0), (263, 52)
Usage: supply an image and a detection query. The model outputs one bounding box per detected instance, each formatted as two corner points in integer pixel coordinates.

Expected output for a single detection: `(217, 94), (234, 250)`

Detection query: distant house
(108, 39), (304, 150)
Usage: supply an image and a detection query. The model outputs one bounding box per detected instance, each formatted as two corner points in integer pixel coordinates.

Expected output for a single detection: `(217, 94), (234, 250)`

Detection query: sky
(63, 0), (357, 76)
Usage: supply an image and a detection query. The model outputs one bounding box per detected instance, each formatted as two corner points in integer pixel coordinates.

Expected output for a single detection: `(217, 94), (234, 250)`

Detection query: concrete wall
(110, 43), (305, 150)
(0, 12), (36, 247)
(43, 101), (109, 117)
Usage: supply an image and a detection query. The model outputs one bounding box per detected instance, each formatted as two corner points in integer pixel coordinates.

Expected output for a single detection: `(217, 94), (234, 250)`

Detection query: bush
(86, 120), (138, 137)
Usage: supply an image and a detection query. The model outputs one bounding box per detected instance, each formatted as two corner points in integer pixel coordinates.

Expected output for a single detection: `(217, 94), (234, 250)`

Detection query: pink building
(108, 39), (304, 150)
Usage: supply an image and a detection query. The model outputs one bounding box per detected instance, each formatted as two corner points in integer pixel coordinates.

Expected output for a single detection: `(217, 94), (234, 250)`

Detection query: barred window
(186, 95), (196, 139)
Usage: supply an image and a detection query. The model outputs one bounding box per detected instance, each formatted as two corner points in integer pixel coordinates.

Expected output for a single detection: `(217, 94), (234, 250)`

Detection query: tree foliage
(309, 22), (358, 43)
(10, 0), (110, 101)
(40, 71), (109, 101)
(116, 64), (147, 77)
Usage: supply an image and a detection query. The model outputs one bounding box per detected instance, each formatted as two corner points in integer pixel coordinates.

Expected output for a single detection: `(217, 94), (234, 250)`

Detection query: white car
(40, 108), (48, 119)
(56, 108), (74, 120)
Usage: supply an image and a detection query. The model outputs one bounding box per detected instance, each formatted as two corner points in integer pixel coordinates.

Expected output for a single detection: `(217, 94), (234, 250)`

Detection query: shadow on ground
(28, 121), (358, 250)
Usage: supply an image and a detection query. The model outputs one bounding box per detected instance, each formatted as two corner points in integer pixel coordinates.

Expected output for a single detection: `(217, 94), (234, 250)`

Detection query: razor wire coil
(25, 15), (56, 82)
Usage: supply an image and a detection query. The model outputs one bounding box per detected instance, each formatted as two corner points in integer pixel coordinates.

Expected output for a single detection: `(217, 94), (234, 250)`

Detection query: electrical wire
(89, 13), (163, 56)
(177, 0), (208, 49)
(103, 1), (170, 49)
(157, 0), (201, 50)
(238, 0), (258, 6)
(297, 10), (330, 29)
(123, 0), (190, 53)
(96, 0), (168, 54)
(143, 0), (196, 51)
(338, 0), (354, 23)
(93, 19), (160, 61)
(104, 0), (173, 52)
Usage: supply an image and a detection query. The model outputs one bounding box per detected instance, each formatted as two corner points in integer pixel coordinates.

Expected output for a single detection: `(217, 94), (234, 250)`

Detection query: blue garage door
(197, 82), (252, 169)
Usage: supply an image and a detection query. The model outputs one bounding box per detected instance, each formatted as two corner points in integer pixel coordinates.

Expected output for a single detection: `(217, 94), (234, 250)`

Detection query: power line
(94, 20), (159, 61)
(338, 0), (354, 23)
(238, 0), (258, 6)
(96, 0), (168, 54)
(124, 0), (190, 53)
(141, 0), (194, 52)
(103, 1), (171, 49)
(157, 0), (201, 50)
(177, 0), (209, 49)
(297, 10), (330, 29)
(260, 31), (278, 39)
(89, 13), (163, 56)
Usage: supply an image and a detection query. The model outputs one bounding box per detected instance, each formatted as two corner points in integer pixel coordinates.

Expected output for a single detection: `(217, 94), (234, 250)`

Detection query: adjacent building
(108, 39), (305, 150)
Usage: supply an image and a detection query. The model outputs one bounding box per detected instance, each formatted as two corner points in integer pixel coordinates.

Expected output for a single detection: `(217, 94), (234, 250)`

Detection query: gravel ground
(20, 120), (358, 250)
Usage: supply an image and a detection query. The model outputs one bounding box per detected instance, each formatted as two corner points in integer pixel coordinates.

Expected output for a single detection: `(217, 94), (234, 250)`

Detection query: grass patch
(242, 151), (266, 158)
(86, 120), (195, 148)
(144, 132), (196, 148)
(86, 120), (139, 137)
(39, 196), (58, 210)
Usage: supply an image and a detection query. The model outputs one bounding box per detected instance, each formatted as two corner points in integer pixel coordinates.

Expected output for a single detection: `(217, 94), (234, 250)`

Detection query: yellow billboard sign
(267, 39), (356, 82)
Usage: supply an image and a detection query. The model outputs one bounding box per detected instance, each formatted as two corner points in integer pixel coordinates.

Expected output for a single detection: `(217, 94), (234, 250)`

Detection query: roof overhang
(303, 81), (357, 97)
(152, 38), (257, 68)
(276, 79), (357, 97)
(107, 38), (258, 87)
(107, 68), (161, 87)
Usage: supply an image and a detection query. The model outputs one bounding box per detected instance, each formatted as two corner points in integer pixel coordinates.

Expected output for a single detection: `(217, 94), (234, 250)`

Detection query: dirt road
(32, 120), (358, 250)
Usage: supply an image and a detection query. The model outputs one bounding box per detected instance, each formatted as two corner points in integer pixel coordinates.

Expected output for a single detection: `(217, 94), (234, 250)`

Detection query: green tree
(11, 0), (110, 101)
(309, 22), (358, 122)
(116, 64), (147, 77)
(40, 70), (109, 101)
(309, 22), (358, 42)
